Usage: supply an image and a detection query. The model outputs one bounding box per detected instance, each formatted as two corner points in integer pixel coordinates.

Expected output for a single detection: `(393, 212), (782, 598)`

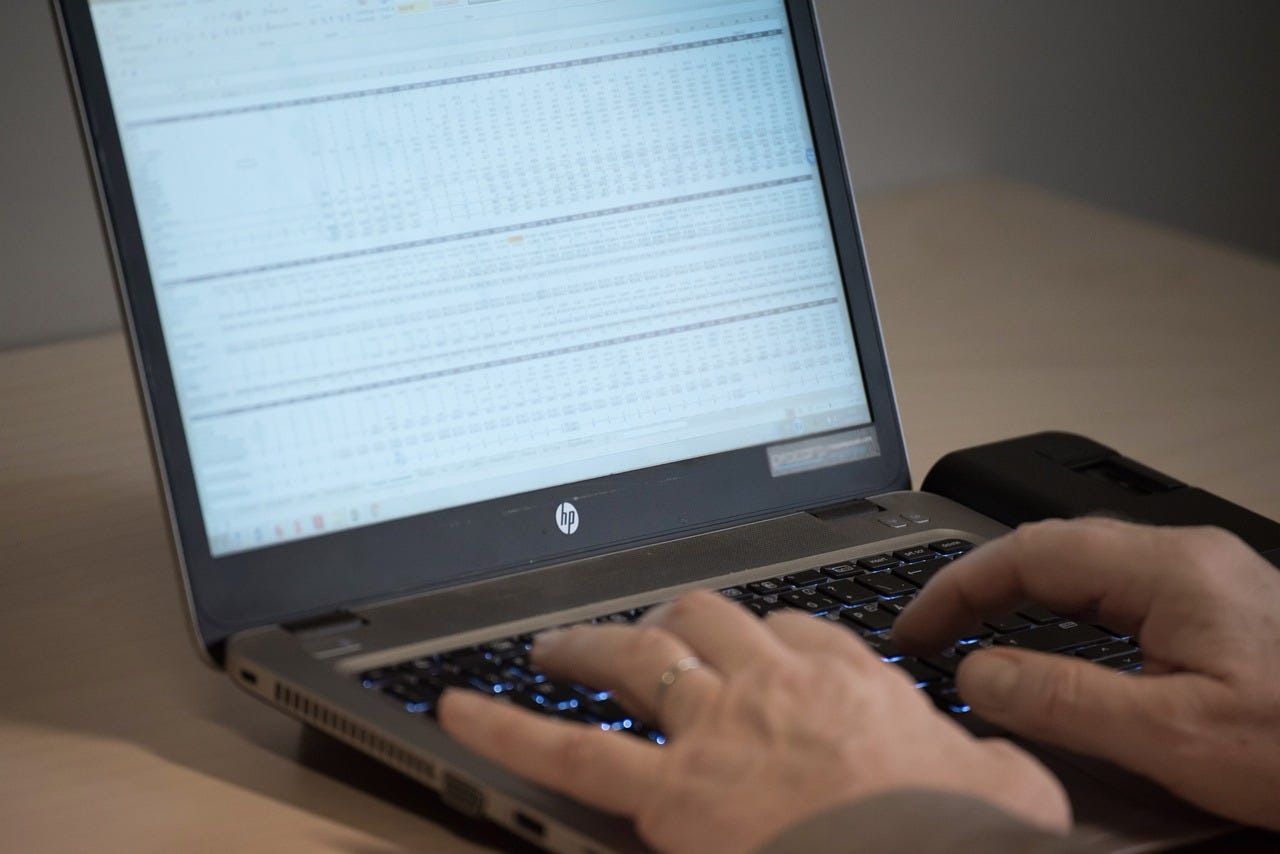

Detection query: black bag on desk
(922, 431), (1280, 568)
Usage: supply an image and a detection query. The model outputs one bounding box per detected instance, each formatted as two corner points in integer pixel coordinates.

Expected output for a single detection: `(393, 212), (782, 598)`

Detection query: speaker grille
(274, 681), (435, 782)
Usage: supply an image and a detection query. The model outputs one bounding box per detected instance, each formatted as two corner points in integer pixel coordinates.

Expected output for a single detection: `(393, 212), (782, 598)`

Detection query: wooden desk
(2, 178), (1277, 852)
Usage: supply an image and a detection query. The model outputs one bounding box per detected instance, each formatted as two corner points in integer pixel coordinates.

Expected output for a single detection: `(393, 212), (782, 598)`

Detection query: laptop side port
(442, 772), (485, 817)
(514, 811), (546, 838)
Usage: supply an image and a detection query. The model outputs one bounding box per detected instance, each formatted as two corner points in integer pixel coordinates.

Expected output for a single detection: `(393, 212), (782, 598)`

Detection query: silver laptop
(55, 0), (1227, 850)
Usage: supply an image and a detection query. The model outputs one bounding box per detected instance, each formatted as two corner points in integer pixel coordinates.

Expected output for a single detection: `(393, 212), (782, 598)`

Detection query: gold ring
(654, 656), (701, 713)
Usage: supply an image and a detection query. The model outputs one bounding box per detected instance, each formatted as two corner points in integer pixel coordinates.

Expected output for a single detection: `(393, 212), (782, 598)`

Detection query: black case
(922, 432), (1280, 568)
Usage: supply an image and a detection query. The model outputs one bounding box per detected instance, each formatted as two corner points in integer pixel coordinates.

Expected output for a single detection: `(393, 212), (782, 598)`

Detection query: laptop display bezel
(55, 0), (910, 657)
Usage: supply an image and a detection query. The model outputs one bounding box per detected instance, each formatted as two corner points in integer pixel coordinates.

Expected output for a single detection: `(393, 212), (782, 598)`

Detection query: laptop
(54, 0), (1227, 850)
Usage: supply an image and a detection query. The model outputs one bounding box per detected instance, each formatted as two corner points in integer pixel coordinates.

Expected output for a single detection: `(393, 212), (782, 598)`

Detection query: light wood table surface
(2, 178), (1278, 852)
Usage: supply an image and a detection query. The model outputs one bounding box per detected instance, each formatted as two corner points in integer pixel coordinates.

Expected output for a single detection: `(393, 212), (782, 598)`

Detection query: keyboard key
(573, 684), (611, 702)
(860, 633), (903, 660)
(780, 588), (838, 613)
(468, 671), (516, 694)
(856, 554), (903, 571)
(513, 691), (555, 715)
(895, 657), (945, 685)
(856, 571), (917, 597)
(579, 697), (632, 725)
(783, 569), (827, 587)
(984, 613), (1032, 633)
(818, 579), (879, 605)
(926, 683), (971, 714)
(483, 640), (527, 662)
(385, 682), (442, 715)
(821, 562), (864, 579)
(747, 579), (791, 595)
(879, 596), (916, 616)
(746, 596), (787, 617)
(892, 546), (936, 563)
(718, 586), (750, 600)
(923, 655), (958, 677)
(954, 635), (997, 653)
(360, 668), (397, 688)
(505, 658), (546, 683)
(1099, 651), (1143, 671)
(839, 603), (895, 632)
(928, 538), (974, 555)
(641, 728), (668, 745)
(1075, 641), (1138, 661)
(525, 682), (580, 711)
(1017, 604), (1061, 625)
(448, 650), (493, 671)
(994, 621), (1112, 653)
(893, 557), (950, 588)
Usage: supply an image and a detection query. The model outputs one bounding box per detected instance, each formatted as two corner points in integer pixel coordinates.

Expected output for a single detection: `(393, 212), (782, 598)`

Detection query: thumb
(958, 648), (1170, 771)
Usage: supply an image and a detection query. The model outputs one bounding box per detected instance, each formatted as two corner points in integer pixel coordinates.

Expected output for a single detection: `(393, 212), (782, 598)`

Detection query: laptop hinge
(282, 610), (367, 638)
(809, 497), (883, 521)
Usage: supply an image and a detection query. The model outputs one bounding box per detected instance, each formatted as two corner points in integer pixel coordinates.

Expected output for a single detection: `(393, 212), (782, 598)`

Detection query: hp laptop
(55, 0), (1226, 850)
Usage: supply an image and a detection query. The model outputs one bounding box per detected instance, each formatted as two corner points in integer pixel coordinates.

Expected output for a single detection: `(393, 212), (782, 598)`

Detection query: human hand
(894, 518), (1280, 831)
(439, 589), (1069, 853)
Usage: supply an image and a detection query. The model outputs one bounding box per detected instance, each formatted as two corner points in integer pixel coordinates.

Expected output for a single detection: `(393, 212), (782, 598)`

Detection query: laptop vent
(273, 681), (435, 782)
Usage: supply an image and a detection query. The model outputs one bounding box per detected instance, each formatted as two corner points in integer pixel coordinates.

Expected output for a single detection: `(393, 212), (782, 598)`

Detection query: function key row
(730, 540), (975, 601)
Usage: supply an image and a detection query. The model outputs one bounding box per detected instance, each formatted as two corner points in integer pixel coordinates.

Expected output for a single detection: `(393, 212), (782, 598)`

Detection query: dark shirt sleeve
(757, 789), (1097, 854)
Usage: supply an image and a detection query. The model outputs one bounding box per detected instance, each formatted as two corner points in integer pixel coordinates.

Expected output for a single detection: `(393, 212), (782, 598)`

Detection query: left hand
(439, 589), (1070, 853)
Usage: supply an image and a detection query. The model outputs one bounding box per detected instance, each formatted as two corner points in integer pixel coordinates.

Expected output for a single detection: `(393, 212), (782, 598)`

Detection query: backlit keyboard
(358, 538), (1141, 739)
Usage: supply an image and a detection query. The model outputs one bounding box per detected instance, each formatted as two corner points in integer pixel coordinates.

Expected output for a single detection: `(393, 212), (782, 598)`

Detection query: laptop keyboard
(357, 538), (1141, 741)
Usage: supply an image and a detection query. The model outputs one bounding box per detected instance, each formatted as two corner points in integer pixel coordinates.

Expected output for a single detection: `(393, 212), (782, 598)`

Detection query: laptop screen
(89, 0), (876, 557)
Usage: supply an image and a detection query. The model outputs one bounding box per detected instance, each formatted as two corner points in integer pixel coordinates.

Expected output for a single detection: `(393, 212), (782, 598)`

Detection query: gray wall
(3, 1), (1279, 350)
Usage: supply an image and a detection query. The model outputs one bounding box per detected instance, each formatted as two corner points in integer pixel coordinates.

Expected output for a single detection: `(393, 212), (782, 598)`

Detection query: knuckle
(1027, 661), (1085, 731)
(1011, 520), (1060, 562)
(982, 737), (1029, 770)
(668, 590), (714, 620)
(757, 660), (809, 700)
(1145, 683), (1210, 741)
(764, 610), (806, 633)
(1169, 526), (1247, 591)
(628, 625), (675, 666)
(1018, 518), (1067, 542)
(552, 727), (597, 785)
(633, 800), (665, 846)
(631, 766), (683, 851)
(1182, 526), (1243, 563)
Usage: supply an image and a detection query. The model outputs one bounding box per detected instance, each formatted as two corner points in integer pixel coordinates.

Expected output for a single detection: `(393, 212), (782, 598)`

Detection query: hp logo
(555, 502), (579, 535)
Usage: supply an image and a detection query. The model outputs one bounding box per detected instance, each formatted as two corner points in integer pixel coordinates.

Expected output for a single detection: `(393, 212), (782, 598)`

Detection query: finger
(764, 610), (877, 666)
(532, 624), (722, 731)
(438, 689), (661, 816)
(894, 518), (1169, 655)
(957, 647), (1207, 778)
(641, 589), (787, 673)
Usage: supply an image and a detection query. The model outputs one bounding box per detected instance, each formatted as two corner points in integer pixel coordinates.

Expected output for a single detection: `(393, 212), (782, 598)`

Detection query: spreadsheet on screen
(90, 0), (871, 555)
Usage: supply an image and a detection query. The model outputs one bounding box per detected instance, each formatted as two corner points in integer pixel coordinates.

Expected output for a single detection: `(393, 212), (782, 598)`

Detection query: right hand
(894, 518), (1280, 830)
(440, 590), (1070, 853)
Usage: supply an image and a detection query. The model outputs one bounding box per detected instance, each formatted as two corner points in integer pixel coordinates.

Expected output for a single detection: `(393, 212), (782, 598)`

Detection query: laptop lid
(56, 0), (908, 658)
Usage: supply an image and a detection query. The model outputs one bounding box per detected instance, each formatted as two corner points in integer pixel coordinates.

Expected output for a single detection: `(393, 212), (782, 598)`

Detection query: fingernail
(963, 651), (1021, 706)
